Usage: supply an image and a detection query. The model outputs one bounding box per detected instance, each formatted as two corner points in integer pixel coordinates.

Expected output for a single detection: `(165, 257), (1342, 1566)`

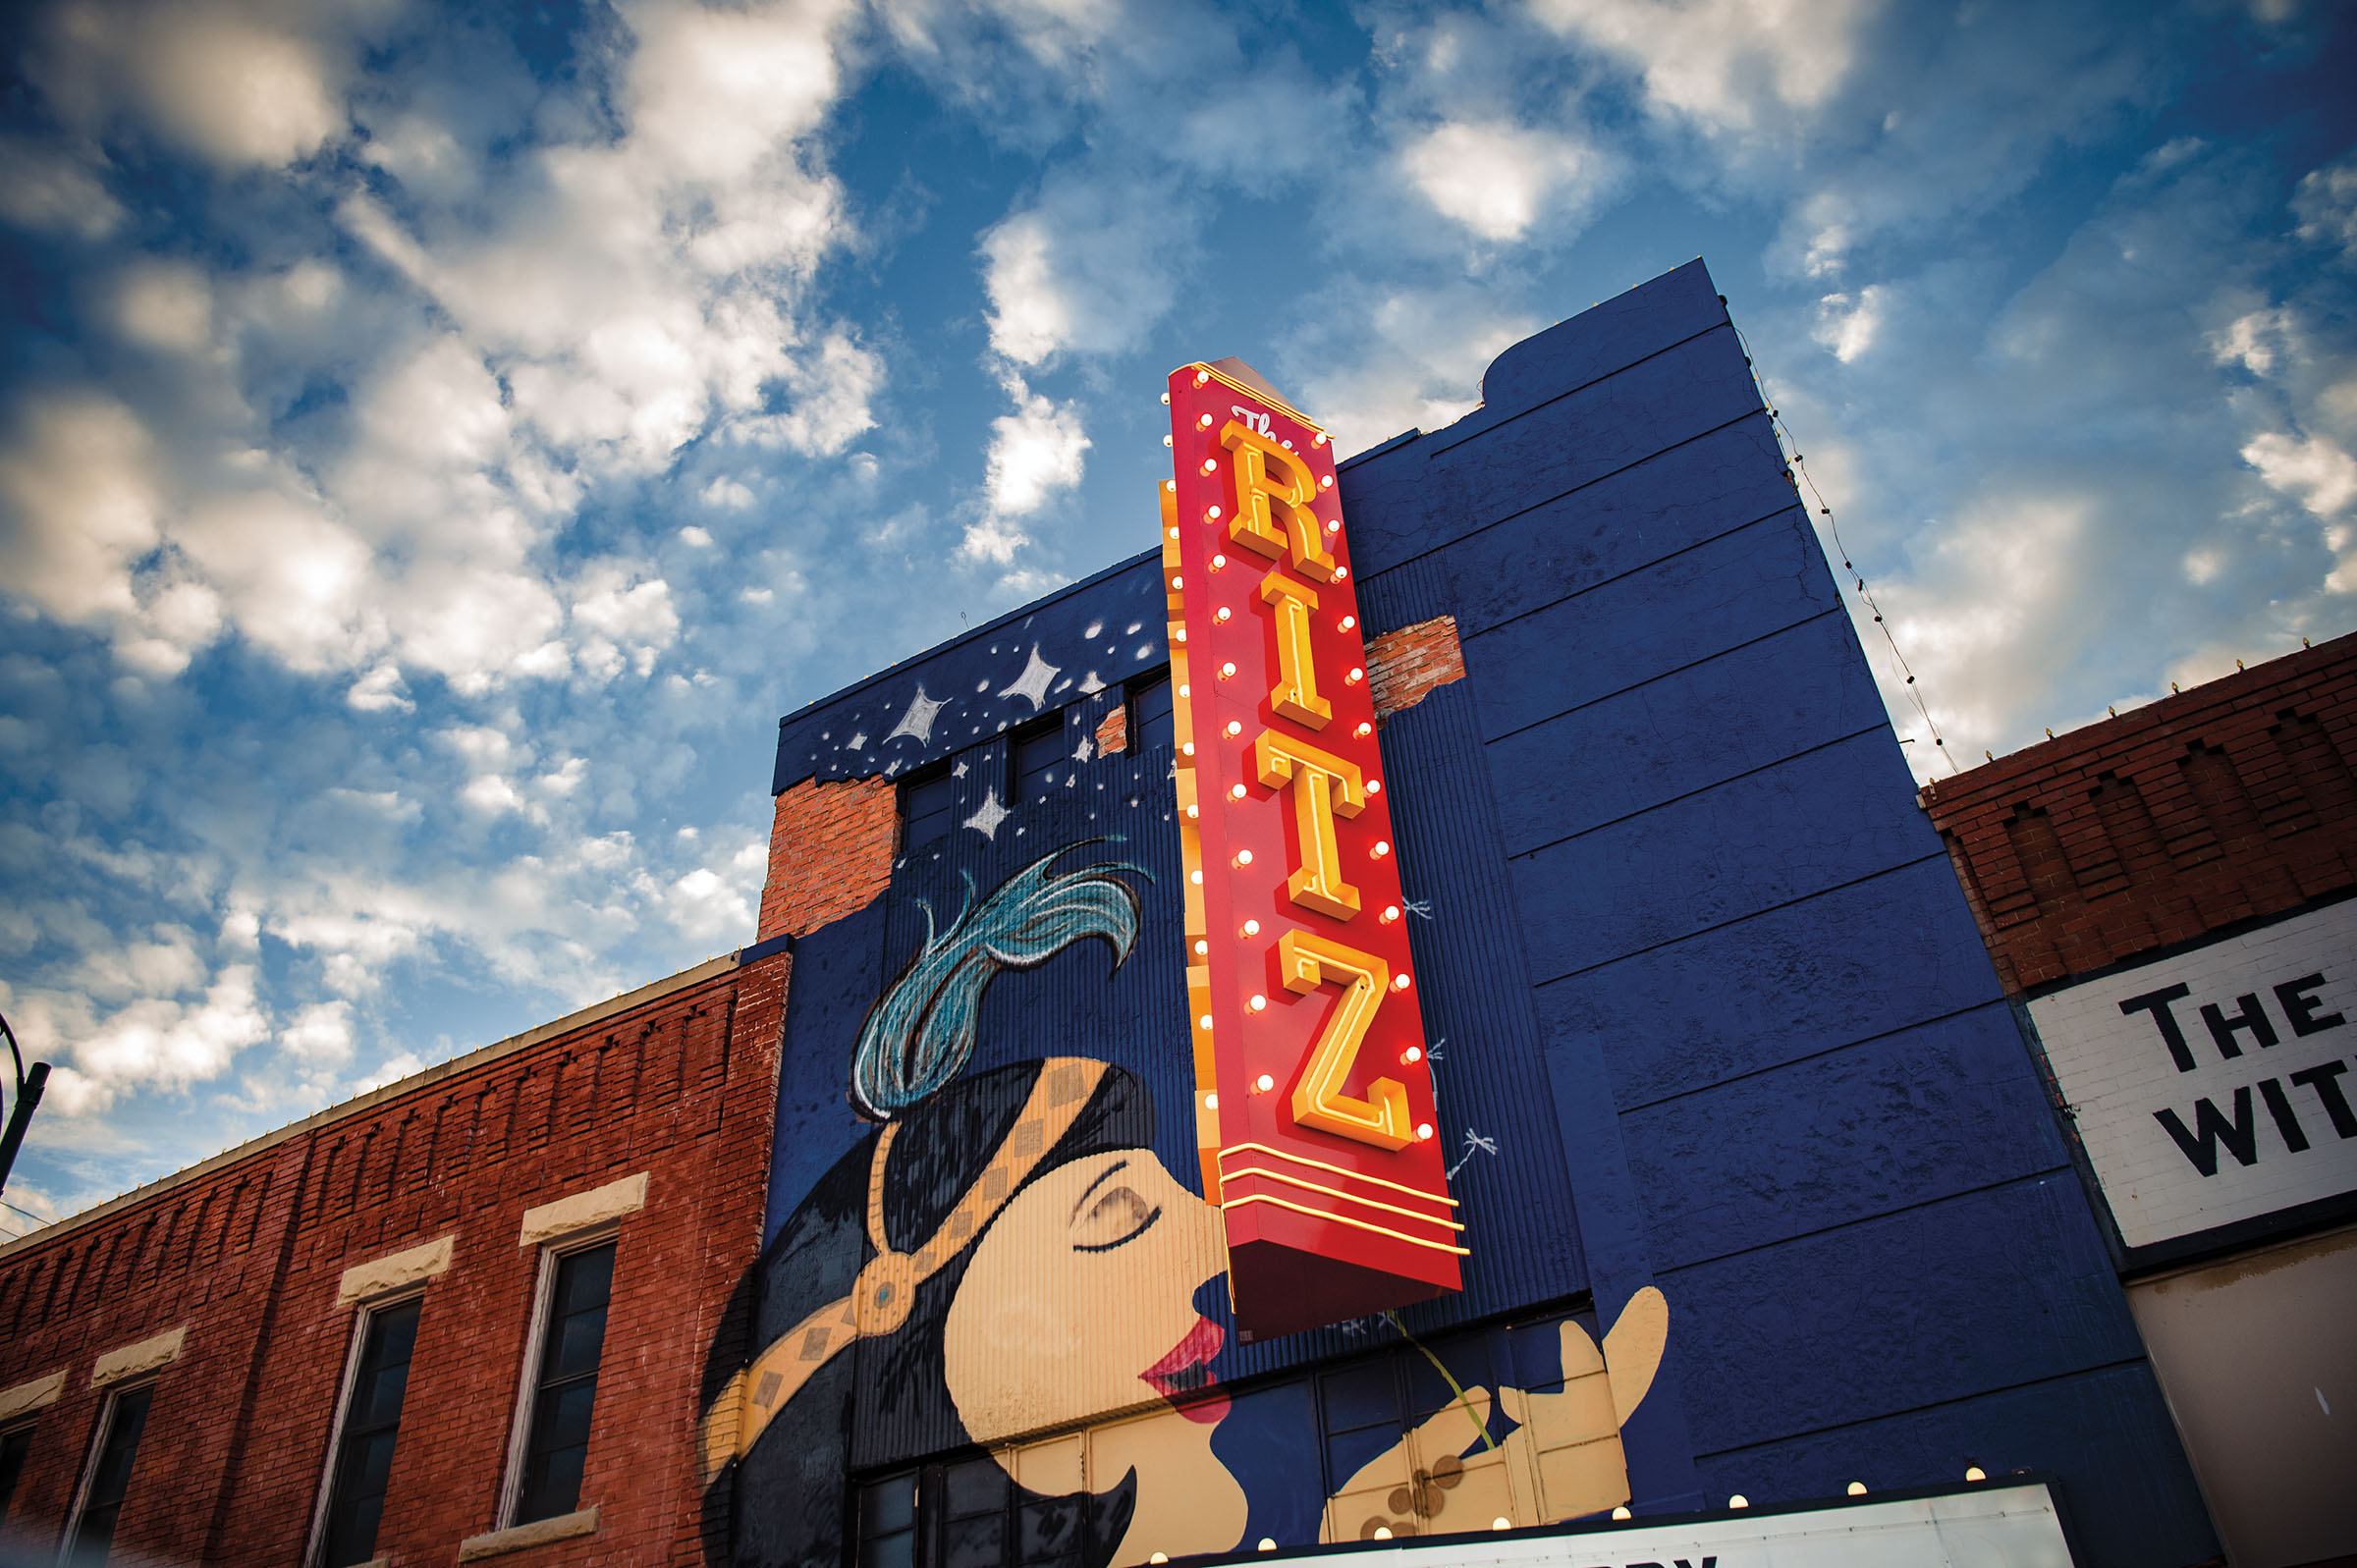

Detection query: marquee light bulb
(1393, 973), (1411, 991)
(1168, 527), (1179, 540)
(1194, 939), (1208, 955)
(1203, 1093), (1218, 1110)
(1181, 739), (1194, 755)
(1185, 804), (1199, 819)
(1355, 722), (1372, 737)
(1492, 1519), (1511, 1532)
(1372, 840), (1391, 857)
(1415, 1122), (1434, 1141)
(1219, 662), (1237, 678)
(1190, 868), (1203, 884)
(1313, 432), (1328, 447)
(1729, 1496), (1750, 1510)
(1241, 918), (1260, 937)
(1198, 1014), (1213, 1030)
(1224, 719), (1242, 737)
(1344, 667), (1364, 684)
(1216, 607), (1233, 623)
(1233, 848), (1253, 866)
(1171, 575), (1183, 590)
(1249, 995), (1268, 1012)
(1339, 615), (1355, 630)
(1200, 459), (1218, 475)
(1178, 683), (1189, 697)
(1161, 393), (1171, 405)
(1174, 628), (1186, 643)
(1230, 783), (1246, 799)
(1401, 1045), (1421, 1064)
(1845, 1483), (1867, 1496)
(1611, 1508), (1632, 1522)
(1254, 1072), (1274, 1091)
(1334, 567), (1348, 581)
(1964, 1468), (1986, 1483)
(1163, 434), (1173, 447)
(1382, 905), (1400, 923)
(1206, 506), (1223, 521)
(1165, 478), (1176, 492)
(1319, 474), (1334, 489)
(1326, 519), (1341, 534)
(1365, 780), (1380, 796)
(1372, 1529), (1391, 1541)
(1198, 412), (1215, 428)
(1195, 370), (1210, 386)
(1211, 553), (1227, 568)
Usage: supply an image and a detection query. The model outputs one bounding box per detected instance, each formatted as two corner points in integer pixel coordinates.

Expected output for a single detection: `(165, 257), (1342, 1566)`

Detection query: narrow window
(315, 1295), (422, 1567)
(512, 1241), (615, 1525)
(902, 764), (957, 849)
(1129, 675), (1174, 754)
(0, 1422), (33, 1523)
(1013, 719), (1068, 804)
(855, 1469), (919, 1568)
(65, 1382), (153, 1565)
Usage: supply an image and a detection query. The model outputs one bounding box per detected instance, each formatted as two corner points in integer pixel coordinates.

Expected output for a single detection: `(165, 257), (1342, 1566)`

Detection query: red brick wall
(1920, 633), (2357, 994)
(1094, 702), (1128, 757)
(756, 776), (899, 941)
(0, 949), (787, 1567)
(1367, 615), (1466, 723)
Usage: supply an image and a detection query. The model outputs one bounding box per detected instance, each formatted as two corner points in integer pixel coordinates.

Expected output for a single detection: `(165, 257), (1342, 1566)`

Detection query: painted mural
(710, 845), (1666, 1567)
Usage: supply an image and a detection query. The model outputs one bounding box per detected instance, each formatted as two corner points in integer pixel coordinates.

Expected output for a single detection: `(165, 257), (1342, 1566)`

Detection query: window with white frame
(63, 1380), (154, 1566)
(499, 1237), (616, 1528)
(310, 1291), (424, 1567)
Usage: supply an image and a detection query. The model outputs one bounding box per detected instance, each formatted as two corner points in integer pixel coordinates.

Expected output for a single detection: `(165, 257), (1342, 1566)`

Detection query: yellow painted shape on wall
(1221, 421), (1335, 582)
(1278, 929), (1412, 1151)
(1253, 731), (1364, 920)
(1258, 569), (1330, 730)
(1089, 1406), (1249, 1568)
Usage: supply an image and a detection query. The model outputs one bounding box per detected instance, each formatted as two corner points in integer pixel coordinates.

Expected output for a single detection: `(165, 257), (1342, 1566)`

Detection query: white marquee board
(1257, 1483), (2073, 1567)
(2025, 898), (2357, 1249)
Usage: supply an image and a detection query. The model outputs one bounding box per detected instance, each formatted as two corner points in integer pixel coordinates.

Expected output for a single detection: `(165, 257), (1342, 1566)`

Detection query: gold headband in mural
(714, 1056), (1111, 1468)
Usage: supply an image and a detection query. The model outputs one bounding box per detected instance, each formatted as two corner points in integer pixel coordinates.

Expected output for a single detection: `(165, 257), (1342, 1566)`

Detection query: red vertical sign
(1164, 360), (1463, 1341)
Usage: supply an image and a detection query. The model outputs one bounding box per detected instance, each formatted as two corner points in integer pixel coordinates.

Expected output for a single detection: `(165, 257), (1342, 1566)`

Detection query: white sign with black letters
(2025, 898), (2357, 1249)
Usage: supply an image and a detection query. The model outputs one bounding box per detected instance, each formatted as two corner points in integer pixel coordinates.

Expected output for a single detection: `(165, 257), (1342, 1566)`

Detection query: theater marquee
(1163, 359), (1461, 1339)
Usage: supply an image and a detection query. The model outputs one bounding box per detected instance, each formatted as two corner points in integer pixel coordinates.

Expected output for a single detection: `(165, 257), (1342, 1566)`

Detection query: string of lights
(1729, 320), (1958, 778)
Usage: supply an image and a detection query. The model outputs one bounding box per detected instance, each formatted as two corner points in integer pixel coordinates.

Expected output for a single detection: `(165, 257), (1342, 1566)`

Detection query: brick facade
(1366, 614), (1465, 723)
(1093, 702), (1127, 758)
(0, 949), (787, 1566)
(755, 775), (899, 941)
(1920, 632), (2357, 994)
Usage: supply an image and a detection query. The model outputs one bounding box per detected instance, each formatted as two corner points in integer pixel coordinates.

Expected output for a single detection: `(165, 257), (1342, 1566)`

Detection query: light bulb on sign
(1229, 784), (1246, 799)
(1224, 720), (1242, 737)
(1240, 919), (1260, 937)
(1206, 506), (1223, 521)
(1168, 527), (1179, 540)
(1164, 479), (1176, 492)
(1181, 741), (1194, 755)
(1381, 905), (1399, 923)
(1215, 607), (1232, 623)
(1198, 1014), (1213, 1031)
(1372, 840), (1390, 858)
(1326, 519), (1341, 534)
(1211, 553), (1227, 568)
(1203, 1094), (1217, 1110)
(1198, 412), (1214, 428)
(1233, 848), (1253, 866)
(1400, 1046), (1421, 1063)
(1195, 370), (1210, 386)
(1161, 393), (1171, 405)
(1845, 1483), (1866, 1497)
(1163, 435), (1173, 447)
(1393, 973), (1410, 991)
(1355, 722), (1372, 738)
(1249, 995), (1267, 1012)
(1334, 567), (1347, 581)
(1219, 662), (1236, 678)
(1185, 804), (1199, 819)
(1178, 683), (1190, 697)
(1200, 459), (1217, 475)
(1193, 939), (1208, 956)
(1344, 667), (1363, 684)
(1254, 1073), (1274, 1091)
(1174, 629), (1186, 643)
(1365, 780), (1380, 796)
(1171, 575), (1182, 591)
(1189, 868), (1202, 884)
(1313, 432), (1328, 447)
(1319, 475), (1333, 489)
(1415, 1123), (1434, 1141)
(1339, 615), (1355, 630)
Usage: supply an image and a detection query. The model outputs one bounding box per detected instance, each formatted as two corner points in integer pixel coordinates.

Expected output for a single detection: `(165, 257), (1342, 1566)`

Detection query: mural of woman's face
(944, 1147), (1228, 1444)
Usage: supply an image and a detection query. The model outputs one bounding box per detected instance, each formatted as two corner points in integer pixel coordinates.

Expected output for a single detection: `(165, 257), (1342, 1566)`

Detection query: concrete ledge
(338, 1233), (456, 1306)
(520, 1173), (647, 1248)
(0, 1370), (66, 1424)
(92, 1326), (185, 1387)
(459, 1506), (598, 1560)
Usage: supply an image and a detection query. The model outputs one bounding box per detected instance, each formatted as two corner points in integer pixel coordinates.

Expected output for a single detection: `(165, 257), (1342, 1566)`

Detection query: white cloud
(2243, 431), (2357, 520)
(2293, 151), (2357, 260)
(969, 378), (1091, 562)
(1527, 0), (1878, 136)
(1399, 122), (1613, 243)
(1812, 286), (1888, 362)
(0, 136), (125, 242)
(0, 393), (160, 628)
(978, 176), (1186, 365)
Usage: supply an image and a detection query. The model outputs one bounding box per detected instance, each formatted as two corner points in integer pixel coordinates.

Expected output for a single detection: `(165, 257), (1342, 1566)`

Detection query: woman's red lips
(1141, 1316), (1230, 1423)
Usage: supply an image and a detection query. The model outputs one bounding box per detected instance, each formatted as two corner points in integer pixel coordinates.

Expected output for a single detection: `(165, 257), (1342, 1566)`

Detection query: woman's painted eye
(1073, 1185), (1162, 1252)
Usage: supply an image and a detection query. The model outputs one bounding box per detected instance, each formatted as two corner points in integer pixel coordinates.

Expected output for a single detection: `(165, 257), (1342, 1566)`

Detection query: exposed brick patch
(0, 948), (790, 1568)
(1367, 615), (1466, 723)
(1921, 631), (2357, 994)
(757, 775), (899, 941)
(1094, 703), (1128, 757)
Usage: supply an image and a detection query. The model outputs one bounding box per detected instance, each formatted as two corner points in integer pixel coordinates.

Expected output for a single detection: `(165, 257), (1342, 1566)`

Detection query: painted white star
(1078, 671), (1105, 694)
(998, 645), (1061, 710)
(886, 684), (947, 746)
(846, 730), (867, 751)
(953, 758), (968, 777)
(1073, 735), (1094, 763)
(964, 785), (1011, 839)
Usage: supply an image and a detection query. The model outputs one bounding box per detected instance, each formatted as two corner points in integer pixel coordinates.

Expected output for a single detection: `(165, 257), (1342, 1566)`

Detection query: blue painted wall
(742, 259), (2217, 1568)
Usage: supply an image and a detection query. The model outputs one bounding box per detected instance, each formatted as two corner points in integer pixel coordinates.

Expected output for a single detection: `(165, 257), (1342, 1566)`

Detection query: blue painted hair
(850, 844), (1144, 1118)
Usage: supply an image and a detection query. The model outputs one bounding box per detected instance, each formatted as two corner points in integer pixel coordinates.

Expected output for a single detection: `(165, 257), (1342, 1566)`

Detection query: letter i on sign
(1163, 359), (1461, 1340)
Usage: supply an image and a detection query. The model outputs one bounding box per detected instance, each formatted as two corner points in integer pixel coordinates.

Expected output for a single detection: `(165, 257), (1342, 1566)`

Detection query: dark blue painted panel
(1482, 611), (1882, 851)
(1473, 259), (1727, 424)
(1537, 855), (2009, 1108)
(1661, 1173), (2142, 1455)
(1688, 1364), (2220, 1568)
(1507, 729), (1940, 980)
(765, 896), (887, 1246)
(1462, 510), (1839, 744)
(1341, 325), (1763, 576)
(1438, 420), (1799, 640)
(773, 550), (1166, 790)
(1377, 681), (1586, 1313)
(1619, 1005), (2074, 1269)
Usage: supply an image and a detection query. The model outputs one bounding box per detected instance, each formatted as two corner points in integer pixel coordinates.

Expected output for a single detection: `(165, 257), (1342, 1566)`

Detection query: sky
(0, 0), (2352, 1230)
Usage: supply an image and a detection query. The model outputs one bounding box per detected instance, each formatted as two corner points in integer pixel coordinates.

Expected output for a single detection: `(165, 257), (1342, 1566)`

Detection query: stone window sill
(458, 1507), (599, 1560)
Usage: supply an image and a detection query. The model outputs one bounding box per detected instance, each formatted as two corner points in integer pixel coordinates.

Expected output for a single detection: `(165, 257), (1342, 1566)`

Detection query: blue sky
(1, 0), (2351, 1226)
